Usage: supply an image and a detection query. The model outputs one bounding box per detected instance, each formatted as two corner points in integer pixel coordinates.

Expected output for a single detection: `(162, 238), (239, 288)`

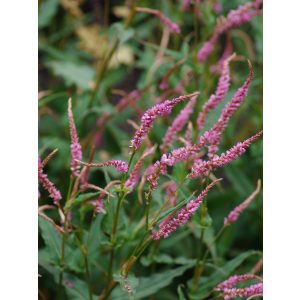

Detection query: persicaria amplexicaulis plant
(38, 1), (262, 299)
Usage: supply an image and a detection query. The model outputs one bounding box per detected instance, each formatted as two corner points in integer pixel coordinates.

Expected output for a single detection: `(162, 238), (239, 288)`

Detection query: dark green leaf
(38, 0), (59, 29)
(39, 217), (61, 260)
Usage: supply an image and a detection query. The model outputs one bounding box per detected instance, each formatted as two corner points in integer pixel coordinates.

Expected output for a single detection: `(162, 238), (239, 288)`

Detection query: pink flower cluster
(77, 159), (128, 173)
(68, 98), (82, 177)
(210, 35), (233, 74)
(38, 157), (62, 205)
(125, 147), (155, 191)
(146, 61), (255, 189)
(147, 142), (204, 189)
(151, 179), (220, 240)
(161, 96), (197, 152)
(116, 90), (141, 112)
(197, 54), (235, 131)
(221, 283), (263, 300)
(136, 7), (180, 34)
(90, 193), (106, 214)
(224, 180), (261, 226)
(159, 13), (181, 33)
(199, 62), (253, 158)
(190, 131), (262, 178)
(215, 274), (262, 291)
(130, 92), (199, 152)
(164, 181), (177, 206)
(216, 273), (263, 300)
(197, 0), (262, 62)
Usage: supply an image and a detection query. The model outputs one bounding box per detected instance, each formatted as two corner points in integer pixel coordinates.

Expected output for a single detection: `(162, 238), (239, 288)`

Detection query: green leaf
(111, 264), (194, 299)
(177, 285), (187, 300)
(38, 0), (59, 29)
(113, 274), (139, 298)
(39, 257), (97, 300)
(224, 165), (253, 196)
(141, 254), (196, 267)
(64, 275), (91, 300)
(39, 217), (61, 260)
(87, 214), (104, 265)
(38, 256), (60, 283)
(66, 192), (100, 210)
(109, 23), (135, 45)
(46, 60), (95, 90)
(189, 250), (261, 299)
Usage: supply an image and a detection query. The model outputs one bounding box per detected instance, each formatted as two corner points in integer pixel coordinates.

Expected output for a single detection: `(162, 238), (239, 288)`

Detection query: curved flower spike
(151, 179), (221, 240)
(190, 130), (262, 178)
(215, 274), (262, 291)
(199, 60), (253, 158)
(197, 53), (235, 131)
(125, 146), (156, 191)
(224, 179), (261, 226)
(197, 0), (262, 63)
(76, 159), (128, 173)
(135, 7), (180, 34)
(161, 95), (197, 153)
(38, 157), (62, 205)
(68, 98), (82, 177)
(130, 92), (199, 152)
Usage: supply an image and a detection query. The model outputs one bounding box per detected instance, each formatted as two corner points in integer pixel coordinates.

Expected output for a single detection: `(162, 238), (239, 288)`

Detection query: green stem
(83, 250), (93, 300)
(74, 230), (93, 300)
(145, 191), (152, 231)
(58, 176), (74, 298)
(192, 226), (226, 290)
(89, 39), (119, 107)
(106, 151), (135, 290)
(88, 1), (136, 108)
(58, 220), (68, 298)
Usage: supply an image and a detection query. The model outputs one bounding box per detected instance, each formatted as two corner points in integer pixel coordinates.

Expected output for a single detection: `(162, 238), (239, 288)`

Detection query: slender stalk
(89, 39), (119, 107)
(74, 230), (93, 300)
(145, 191), (152, 231)
(83, 248), (93, 300)
(58, 219), (68, 298)
(58, 176), (74, 298)
(192, 226), (226, 290)
(89, 1), (136, 107)
(105, 151), (136, 295)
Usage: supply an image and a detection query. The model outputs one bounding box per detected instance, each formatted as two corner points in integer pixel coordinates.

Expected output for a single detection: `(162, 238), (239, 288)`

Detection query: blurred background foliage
(39, 0), (262, 299)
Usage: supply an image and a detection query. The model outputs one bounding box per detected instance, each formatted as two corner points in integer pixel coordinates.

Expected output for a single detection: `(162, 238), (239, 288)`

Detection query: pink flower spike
(164, 181), (177, 206)
(200, 60), (253, 157)
(197, 53), (235, 131)
(224, 180), (261, 226)
(130, 92), (199, 152)
(90, 193), (106, 214)
(210, 35), (233, 74)
(161, 95), (197, 153)
(151, 179), (221, 240)
(38, 157), (62, 205)
(215, 274), (262, 291)
(68, 98), (82, 177)
(221, 283), (263, 300)
(197, 0), (262, 63)
(182, 0), (191, 11)
(77, 159), (128, 173)
(197, 40), (215, 63)
(213, 0), (222, 13)
(135, 7), (180, 34)
(158, 13), (181, 34)
(147, 141), (206, 190)
(116, 90), (141, 112)
(190, 131), (262, 178)
(125, 146), (156, 191)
